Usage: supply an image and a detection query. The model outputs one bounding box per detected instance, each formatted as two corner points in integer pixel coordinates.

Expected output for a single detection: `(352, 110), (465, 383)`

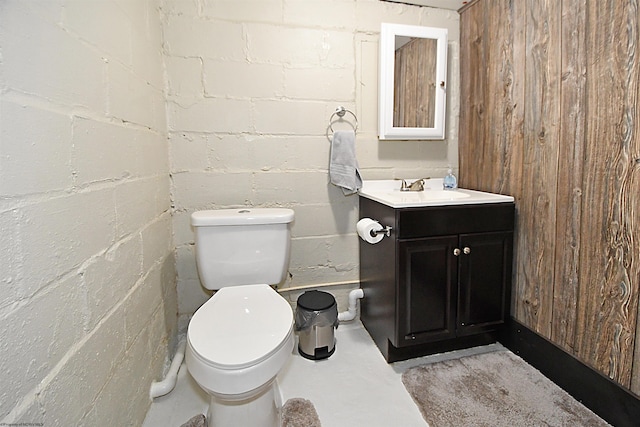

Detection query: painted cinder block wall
(163, 0), (461, 318)
(1, 0), (458, 424)
(0, 1), (176, 425)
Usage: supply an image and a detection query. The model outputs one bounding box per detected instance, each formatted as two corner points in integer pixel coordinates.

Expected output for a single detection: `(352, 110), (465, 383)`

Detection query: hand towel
(329, 130), (362, 195)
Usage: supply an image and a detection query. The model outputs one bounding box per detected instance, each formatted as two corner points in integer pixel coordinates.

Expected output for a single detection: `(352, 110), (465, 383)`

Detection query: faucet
(399, 178), (430, 192)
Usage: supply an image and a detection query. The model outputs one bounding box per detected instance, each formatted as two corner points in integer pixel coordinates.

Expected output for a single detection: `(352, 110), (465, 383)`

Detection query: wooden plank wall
(459, 0), (640, 393)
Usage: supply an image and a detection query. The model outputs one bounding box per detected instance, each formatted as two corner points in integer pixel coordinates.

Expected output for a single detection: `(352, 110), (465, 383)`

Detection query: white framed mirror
(378, 23), (448, 140)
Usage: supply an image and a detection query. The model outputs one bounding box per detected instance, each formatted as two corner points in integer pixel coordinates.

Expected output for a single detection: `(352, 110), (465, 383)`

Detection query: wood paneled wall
(459, 0), (640, 394)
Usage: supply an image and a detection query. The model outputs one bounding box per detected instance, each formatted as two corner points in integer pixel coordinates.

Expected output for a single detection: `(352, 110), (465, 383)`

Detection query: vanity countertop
(358, 179), (515, 208)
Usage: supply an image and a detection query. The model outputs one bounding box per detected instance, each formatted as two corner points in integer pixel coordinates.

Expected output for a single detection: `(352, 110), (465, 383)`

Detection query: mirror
(378, 23), (448, 140)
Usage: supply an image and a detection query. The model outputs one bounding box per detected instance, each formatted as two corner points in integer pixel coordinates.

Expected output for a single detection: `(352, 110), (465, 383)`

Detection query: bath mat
(402, 350), (610, 427)
(178, 398), (320, 427)
(282, 398), (321, 427)
(179, 414), (205, 427)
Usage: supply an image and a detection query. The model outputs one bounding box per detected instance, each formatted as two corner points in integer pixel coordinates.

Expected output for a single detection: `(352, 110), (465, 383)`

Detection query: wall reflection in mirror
(393, 36), (437, 128)
(379, 23), (447, 140)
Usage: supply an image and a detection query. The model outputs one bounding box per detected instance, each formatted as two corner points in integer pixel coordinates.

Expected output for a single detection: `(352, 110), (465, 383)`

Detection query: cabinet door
(396, 235), (458, 347)
(457, 231), (513, 336)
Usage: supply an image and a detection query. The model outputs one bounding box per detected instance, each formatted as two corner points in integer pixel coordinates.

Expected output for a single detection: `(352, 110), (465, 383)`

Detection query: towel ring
(329, 106), (358, 133)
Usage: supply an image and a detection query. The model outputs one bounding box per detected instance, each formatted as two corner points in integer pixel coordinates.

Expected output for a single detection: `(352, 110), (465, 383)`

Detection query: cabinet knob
(463, 247), (471, 255)
(453, 248), (461, 256)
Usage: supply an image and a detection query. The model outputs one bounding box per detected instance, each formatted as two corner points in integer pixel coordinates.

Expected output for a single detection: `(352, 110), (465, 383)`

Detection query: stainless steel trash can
(295, 290), (338, 360)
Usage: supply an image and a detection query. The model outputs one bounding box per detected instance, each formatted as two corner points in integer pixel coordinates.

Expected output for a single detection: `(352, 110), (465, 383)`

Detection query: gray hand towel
(329, 130), (362, 195)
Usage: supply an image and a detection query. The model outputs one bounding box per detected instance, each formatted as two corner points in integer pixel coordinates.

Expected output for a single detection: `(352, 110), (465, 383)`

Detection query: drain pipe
(338, 288), (364, 322)
(150, 337), (187, 399)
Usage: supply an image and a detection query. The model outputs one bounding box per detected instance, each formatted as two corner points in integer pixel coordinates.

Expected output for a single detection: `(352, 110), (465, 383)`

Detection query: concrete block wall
(162, 0), (460, 315)
(0, 1), (176, 425)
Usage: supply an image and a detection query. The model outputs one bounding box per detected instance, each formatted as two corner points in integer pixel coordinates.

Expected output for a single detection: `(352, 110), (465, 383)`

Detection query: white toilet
(185, 208), (295, 427)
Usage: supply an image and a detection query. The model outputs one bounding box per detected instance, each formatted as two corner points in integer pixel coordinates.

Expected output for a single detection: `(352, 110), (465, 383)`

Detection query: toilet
(185, 208), (295, 427)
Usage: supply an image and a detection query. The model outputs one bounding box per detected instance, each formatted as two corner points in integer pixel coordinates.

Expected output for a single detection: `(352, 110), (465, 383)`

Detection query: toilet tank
(191, 208), (295, 290)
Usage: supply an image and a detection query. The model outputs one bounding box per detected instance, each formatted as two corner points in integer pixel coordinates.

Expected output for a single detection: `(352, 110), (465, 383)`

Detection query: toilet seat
(188, 284), (293, 370)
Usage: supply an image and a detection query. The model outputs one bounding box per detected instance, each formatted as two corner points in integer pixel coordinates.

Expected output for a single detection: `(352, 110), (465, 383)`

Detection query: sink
(359, 179), (514, 208)
(383, 189), (471, 202)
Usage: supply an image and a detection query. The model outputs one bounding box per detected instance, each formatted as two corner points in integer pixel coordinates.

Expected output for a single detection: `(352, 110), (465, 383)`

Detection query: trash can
(295, 290), (339, 360)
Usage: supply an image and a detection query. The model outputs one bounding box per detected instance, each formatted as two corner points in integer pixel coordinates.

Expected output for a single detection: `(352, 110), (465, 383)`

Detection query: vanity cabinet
(359, 197), (515, 362)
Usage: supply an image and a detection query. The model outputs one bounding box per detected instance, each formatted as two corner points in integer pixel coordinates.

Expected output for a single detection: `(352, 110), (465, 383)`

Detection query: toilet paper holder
(370, 225), (393, 237)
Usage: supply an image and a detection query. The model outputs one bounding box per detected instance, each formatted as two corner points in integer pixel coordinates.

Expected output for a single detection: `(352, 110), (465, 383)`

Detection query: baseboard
(499, 317), (640, 427)
(384, 332), (499, 363)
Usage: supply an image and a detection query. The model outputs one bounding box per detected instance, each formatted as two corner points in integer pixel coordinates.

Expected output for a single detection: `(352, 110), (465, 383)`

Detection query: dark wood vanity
(359, 196), (515, 362)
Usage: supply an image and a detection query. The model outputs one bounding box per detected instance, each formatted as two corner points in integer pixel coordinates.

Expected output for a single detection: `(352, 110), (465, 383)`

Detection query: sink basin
(359, 179), (514, 208)
(383, 189), (471, 202)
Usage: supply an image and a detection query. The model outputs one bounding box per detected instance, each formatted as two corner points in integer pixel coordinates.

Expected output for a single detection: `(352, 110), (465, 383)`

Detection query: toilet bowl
(185, 208), (296, 426)
(186, 284), (294, 425)
(186, 284), (294, 395)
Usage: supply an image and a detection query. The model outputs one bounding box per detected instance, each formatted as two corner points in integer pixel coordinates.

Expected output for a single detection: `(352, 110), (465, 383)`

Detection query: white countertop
(359, 179), (515, 208)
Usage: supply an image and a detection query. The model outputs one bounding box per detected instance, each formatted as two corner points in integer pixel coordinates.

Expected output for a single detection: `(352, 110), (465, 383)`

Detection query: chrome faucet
(398, 178), (430, 192)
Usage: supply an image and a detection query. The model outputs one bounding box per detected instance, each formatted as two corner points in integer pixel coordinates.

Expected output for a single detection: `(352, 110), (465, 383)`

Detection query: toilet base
(206, 378), (283, 427)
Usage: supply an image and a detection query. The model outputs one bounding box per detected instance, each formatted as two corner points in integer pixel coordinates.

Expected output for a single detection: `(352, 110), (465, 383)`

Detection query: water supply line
(338, 288), (364, 322)
(150, 336), (187, 399)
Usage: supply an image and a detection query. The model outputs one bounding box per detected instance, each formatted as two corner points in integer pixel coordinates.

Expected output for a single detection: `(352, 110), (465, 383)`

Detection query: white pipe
(277, 280), (360, 294)
(150, 337), (187, 399)
(338, 288), (364, 322)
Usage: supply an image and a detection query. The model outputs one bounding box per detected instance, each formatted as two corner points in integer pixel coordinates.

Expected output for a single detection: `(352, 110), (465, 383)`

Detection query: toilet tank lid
(192, 208), (294, 226)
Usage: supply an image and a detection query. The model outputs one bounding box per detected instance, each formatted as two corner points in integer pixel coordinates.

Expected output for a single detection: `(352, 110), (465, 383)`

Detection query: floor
(143, 321), (503, 427)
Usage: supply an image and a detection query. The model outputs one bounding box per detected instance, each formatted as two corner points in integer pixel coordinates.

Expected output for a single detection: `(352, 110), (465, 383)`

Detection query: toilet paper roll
(357, 218), (384, 244)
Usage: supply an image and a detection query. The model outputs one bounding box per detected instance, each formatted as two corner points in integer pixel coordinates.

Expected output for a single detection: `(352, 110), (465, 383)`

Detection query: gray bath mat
(178, 398), (320, 427)
(179, 413), (205, 427)
(402, 350), (610, 426)
(282, 397), (321, 427)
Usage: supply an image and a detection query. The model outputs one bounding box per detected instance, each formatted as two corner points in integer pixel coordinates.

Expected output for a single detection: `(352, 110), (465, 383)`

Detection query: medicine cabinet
(378, 23), (448, 140)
